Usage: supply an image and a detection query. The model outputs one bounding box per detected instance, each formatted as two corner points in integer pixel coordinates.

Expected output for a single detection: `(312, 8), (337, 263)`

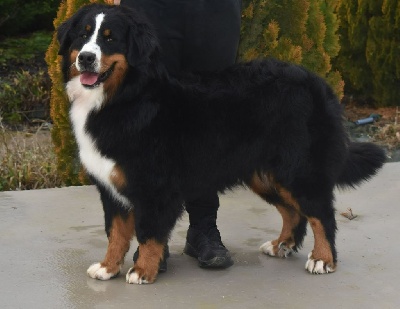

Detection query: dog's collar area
(80, 62), (116, 88)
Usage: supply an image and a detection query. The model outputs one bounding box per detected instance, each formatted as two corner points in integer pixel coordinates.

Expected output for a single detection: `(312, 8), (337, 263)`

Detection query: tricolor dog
(57, 4), (385, 284)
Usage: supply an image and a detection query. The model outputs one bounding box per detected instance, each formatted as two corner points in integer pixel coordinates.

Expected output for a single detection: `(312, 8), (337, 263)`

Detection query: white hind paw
(305, 253), (336, 274)
(260, 241), (293, 258)
(260, 241), (275, 256)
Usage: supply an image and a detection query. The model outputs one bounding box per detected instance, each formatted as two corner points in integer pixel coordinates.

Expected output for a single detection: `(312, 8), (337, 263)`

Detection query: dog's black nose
(78, 52), (96, 67)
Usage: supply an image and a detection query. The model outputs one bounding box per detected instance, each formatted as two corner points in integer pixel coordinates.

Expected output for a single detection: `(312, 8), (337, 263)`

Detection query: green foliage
(0, 31), (52, 66)
(0, 0), (60, 36)
(335, 0), (400, 107)
(239, 0), (343, 98)
(0, 70), (50, 124)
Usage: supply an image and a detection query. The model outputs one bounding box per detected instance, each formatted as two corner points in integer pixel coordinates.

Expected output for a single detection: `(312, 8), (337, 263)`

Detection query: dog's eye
(106, 37), (113, 42)
(82, 34), (88, 39)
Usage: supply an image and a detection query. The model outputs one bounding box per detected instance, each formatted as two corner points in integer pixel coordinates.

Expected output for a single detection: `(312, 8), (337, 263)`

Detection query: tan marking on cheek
(133, 239), (164, 283)
(307, 217), (334, 265)
(69, 49), (80, 79)
(101, 53), (128, 101)
(110, 164), (126, 191)
(100, 212), (135, 274)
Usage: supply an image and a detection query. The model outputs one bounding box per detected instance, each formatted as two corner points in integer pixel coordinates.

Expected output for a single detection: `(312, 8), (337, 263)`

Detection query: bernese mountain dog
(57, 4), (386, 284)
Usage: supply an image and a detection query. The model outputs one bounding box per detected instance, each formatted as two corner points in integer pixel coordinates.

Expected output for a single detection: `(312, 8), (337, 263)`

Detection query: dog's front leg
(125, 192), (183, 284)
(126, 239), (165, 284)
(87, 211), (135, 280)
(87, 188), (135, 280)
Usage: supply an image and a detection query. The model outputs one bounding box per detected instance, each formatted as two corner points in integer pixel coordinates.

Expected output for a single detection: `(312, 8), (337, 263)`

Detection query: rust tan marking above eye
(103, 29), (111, 37)
(85, 24), (91, 32)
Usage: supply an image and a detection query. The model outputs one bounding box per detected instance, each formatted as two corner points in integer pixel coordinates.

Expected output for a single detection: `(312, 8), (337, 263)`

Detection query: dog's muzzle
(77, 51), (115, 88)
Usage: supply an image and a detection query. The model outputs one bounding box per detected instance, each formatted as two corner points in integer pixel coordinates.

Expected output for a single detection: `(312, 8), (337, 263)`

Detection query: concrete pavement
(0, 163), (399, 309)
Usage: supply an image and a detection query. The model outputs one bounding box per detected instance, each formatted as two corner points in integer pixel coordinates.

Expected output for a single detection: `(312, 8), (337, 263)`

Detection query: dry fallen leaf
(341, 208), (358, 220)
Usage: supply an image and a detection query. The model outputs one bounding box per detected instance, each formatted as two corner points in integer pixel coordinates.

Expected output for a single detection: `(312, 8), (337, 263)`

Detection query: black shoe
(184, 219), (233, 269)
(132, 245), (169, 273)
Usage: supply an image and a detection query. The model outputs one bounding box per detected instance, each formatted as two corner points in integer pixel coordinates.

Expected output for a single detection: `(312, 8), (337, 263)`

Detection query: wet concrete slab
(0, 163), (399, 309)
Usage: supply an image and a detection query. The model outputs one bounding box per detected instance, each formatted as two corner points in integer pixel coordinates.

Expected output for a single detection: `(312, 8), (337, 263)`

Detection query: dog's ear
(57, 5), (94, 55)
(124, 12), (160, 67)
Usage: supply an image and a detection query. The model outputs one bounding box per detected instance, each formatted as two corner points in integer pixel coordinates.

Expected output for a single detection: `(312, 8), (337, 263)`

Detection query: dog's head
(57, 4), (159, 96)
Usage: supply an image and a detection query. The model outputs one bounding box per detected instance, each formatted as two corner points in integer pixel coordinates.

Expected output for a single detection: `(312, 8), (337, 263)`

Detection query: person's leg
(184, 193), (234, 268)
(180, 0), (240, 268)
(182, 0), (242, 72)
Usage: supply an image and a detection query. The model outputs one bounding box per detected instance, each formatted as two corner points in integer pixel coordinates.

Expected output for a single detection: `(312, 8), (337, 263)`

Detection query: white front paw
(87, 263), (119, 280)
(126, 267), (149, 285)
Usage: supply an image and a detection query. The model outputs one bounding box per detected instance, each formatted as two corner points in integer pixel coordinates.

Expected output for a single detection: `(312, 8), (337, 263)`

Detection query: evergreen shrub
(0, 0), (60, 36)
(239, 0), (344, 99)
(334, 0), (400, 107)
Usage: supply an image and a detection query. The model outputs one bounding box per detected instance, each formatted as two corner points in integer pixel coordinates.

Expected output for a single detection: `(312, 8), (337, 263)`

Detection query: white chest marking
(67, 76), (131, 207)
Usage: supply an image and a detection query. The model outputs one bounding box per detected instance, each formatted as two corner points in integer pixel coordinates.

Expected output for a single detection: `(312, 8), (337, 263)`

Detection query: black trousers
(121, 0), (241, 73)
(120, 0), (241, 223)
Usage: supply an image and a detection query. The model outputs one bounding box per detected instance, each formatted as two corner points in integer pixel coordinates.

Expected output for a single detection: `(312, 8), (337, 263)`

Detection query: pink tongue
(80, 72), (99, 85)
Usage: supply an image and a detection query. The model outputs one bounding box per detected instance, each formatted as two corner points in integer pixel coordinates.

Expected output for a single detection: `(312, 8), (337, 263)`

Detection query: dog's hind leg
(259, 205), (307, 258)
(250, 173), (307, 258)
(304, 210), (337, 274)
(252, 172), (337, 273)
(296, 187), (337, 274)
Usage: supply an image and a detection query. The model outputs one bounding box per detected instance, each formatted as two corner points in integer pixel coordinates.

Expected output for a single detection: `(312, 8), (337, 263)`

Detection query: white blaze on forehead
(76, 13), (105, 72)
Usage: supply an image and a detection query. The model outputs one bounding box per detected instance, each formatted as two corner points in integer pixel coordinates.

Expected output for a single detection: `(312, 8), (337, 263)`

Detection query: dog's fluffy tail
(336, 142), (386, 189)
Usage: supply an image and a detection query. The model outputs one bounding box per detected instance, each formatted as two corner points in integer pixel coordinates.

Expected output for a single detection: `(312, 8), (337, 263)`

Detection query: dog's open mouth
(80, 63), (116, 88)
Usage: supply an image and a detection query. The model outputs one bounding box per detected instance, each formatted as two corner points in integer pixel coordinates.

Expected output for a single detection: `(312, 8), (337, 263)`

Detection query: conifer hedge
(46, 0), (343, 185)
(334, 0), (400, 107)
(238, 0), (344, 99)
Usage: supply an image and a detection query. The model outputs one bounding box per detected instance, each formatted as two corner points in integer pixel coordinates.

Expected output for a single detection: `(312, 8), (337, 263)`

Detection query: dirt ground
(343, 104), (400, 154)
